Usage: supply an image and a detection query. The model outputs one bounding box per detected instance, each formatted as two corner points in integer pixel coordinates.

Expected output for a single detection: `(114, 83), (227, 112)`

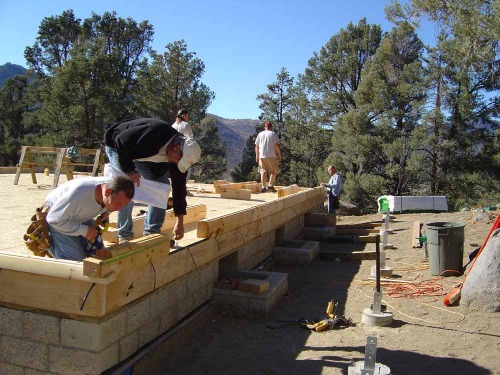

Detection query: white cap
(177, 138), (201, 173)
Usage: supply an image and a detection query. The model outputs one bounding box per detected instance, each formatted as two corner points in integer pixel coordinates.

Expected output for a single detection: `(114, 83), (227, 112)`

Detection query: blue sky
(0, 0), (436, 119)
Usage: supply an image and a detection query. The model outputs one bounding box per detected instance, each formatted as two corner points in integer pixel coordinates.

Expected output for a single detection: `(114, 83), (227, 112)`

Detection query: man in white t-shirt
(254, 121), (282, 192)
(172, 109), (195, 184)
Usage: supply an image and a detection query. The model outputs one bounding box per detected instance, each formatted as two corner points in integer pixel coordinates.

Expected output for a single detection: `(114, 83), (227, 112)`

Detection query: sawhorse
(14, 146), (104, 189)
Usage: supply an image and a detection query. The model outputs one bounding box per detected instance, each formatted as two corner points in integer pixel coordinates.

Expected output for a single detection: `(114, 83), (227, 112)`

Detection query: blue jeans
(105, 147), (169, 240)
(48, 219), (100, 260)
(328, 193), (336, 215)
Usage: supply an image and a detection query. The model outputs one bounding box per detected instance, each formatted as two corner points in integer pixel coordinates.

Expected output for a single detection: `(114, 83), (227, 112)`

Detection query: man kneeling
(45, 176), (134, 261)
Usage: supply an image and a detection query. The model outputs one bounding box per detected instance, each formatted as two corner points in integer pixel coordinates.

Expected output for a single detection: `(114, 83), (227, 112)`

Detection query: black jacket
(105, 118), (187, 215)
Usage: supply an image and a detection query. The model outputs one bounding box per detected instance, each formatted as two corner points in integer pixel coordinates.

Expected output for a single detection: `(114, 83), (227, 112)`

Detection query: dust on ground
(1, 173), (499, 375)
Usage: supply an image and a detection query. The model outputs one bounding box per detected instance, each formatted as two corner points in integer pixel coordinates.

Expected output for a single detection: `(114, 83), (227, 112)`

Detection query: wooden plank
(334, 228), (381, 234)
(213, 180), (230, 193)
(337, 223), (382, 229)
(197, 187), (325, 239)
(325, 235), (378, 243)
(102, 204), (207, 243)
(13, 146), (28, 185)
(220, 189), (251, 200)
(0, 269), (107, 317)
(52, 148), (67, 188)
(83, 234), (170, 277)
(0, 252), (116, 284)
(412, 220), (422, 248)
(277, 184), (299, 198)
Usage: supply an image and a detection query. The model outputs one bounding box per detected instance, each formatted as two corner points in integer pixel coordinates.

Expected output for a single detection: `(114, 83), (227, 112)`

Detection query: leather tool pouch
(24, 206), (53, 257)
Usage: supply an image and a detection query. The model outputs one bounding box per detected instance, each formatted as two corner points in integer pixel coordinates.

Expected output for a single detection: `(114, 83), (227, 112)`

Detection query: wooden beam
(0, 269), (107, 317)
(0, 252), (116, 284)
(213, 180), (229, 193)
(102, 204), (207, 243)
(334, 228), (381, 234)
(83, 234), (170, 277)
(277, 184), (299, 198)
(220, 189), (251, 200)
(197, 187), (324, 238)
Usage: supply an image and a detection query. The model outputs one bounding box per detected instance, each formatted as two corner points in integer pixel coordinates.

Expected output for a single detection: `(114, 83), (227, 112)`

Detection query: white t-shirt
(255, 130), (280, 158)
(45, 177), (109, 237)
(172, 120), (194, 139)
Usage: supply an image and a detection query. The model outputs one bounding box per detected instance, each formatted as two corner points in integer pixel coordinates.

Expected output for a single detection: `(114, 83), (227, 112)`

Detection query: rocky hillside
(211, 115), (259, 172)
(0, 63), (26, 86)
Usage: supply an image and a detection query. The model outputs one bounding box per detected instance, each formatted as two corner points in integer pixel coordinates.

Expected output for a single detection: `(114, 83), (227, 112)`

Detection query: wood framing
(0, 187), (325, 318)
(220, 189), (251, 200)
(102, 204), (207, 243)
(197, 187), (324, 238)
(277, 184), (299, 198)
(214, 180), (261, 194)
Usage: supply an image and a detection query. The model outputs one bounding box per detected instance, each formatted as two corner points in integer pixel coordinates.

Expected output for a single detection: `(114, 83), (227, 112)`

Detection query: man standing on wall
(254, 121), (282, 193)
(321, 165), (342, 214)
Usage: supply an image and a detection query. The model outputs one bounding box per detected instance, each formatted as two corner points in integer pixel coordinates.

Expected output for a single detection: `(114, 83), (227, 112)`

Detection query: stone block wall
(0, 261), (218, 375)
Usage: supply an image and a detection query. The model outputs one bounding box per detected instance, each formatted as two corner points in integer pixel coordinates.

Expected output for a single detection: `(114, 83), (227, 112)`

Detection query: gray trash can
(426, 222), (465, 276)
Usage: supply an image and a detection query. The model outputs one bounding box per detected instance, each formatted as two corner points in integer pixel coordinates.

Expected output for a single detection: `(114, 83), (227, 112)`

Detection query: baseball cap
(177, 138), (201, 173)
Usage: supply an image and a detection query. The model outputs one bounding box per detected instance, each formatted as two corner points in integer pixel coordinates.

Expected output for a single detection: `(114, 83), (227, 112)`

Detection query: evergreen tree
(231, 134), (259, 182)
(24, 10), (154, 147)
(134, 40), (215, 123)
(355, 23), (426, 196)
(191, 116), (227, 183)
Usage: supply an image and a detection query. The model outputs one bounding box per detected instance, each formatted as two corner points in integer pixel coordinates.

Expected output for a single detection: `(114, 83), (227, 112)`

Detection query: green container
(378, 197), (389, 213)
(426, 222), (465, 276)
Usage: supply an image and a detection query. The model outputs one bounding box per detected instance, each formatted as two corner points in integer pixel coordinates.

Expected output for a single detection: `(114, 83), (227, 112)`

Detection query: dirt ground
(1, 173), (499, 375)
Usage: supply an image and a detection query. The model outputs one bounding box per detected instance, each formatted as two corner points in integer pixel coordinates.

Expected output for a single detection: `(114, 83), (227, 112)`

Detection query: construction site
(0, 163), (499, 375)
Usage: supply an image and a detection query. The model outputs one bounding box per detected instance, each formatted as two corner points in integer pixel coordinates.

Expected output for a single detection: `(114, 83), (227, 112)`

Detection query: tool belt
(24, 205), (53, 257)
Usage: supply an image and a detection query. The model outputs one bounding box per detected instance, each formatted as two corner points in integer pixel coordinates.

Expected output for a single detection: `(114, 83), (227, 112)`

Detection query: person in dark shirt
(104, 118), (201, 242)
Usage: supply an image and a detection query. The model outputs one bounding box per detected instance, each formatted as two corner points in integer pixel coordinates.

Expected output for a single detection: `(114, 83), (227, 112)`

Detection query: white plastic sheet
(103, 163), (170, 209)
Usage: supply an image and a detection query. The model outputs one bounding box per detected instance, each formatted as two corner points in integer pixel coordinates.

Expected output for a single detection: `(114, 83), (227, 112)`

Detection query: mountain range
(0, 62), (257, 172)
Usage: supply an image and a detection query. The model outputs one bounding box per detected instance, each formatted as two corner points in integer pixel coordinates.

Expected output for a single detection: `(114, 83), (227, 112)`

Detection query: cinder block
(0, 362), (24, 375)
(186, 271), (201, 294)
(138, 319), (161, 347)
(0, 307), (23, 338)
(0, 336), (48, 371)
(171, 276), (188, 305)
(119, 331), (138, 361)
(160, 308), (179, 333)
(100, 312), (127, 349)
(126, 299), (151, 334)
(149, 287), (171, 319)
(199, 263), (215, 287)
(61, 320), (101, 351)
(303, 226), (336, 240)
(24, 312), (60, 345)
(49, 344), (118, 375)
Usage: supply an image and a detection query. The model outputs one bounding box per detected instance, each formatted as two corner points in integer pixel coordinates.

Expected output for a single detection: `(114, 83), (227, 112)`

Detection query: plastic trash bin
(426, 222), (465, 276)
